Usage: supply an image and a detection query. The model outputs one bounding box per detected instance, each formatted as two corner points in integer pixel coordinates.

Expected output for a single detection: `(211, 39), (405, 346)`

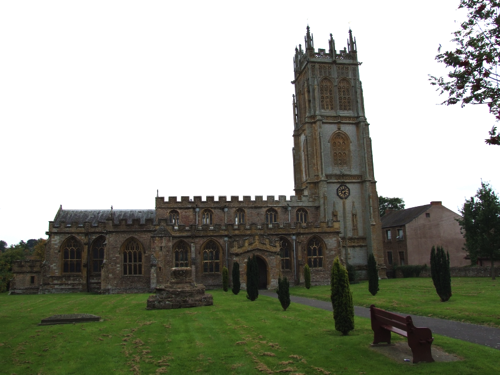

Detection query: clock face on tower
(337, 184), (350, 199)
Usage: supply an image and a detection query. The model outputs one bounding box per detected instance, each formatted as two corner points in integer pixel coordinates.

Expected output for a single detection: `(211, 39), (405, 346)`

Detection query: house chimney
(430, 201), (442, 206)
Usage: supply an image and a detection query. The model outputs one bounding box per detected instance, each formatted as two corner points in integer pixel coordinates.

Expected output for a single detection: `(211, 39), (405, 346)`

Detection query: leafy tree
(0, 247), (26, 292)
(378, 196), (405, 217)
(0, 240), (7, 253)
(330, 257), (354, 335)
(232, 261), (241, 295)
(304, 264), (311, 289)
(430, 246), (453, 301)
(367, 253), (379, 296)
(222, 266), (229, 292)
(246, 255), (259, 301)
(33, 239), (47, 261)
(430, 0), (500, 145)
(276, 276), (291, 311)
(458, 181), (500, 279)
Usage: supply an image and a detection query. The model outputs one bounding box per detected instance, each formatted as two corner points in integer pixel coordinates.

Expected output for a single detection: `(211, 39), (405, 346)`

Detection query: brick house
(381, 201), (468, 277)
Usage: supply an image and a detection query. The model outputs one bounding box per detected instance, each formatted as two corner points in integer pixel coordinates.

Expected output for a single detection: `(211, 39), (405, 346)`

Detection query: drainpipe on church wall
(292, 235), (298, 285)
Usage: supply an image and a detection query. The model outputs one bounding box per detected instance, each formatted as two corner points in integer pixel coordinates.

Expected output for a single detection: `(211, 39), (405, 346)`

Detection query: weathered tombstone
(146, 268), (213, 309)
(39, 314), (101, 326)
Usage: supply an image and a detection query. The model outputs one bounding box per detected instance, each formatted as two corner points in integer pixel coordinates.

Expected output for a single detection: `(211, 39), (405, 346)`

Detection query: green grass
(290, 277), (500, 328)
(0, 291), (499, 374)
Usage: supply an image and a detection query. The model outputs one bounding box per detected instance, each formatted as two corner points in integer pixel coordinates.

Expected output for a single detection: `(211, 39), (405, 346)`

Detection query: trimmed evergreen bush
(347, 263), (357, 284)
(276, 276), (291, 311)
(222, 266), (229, 292)
(367, 253), (379, 296)
(232, 261), (240, 295)
(330, 257), (354, 335)
(304, 264), (311, 289)
(395, 265), (427, 278)
(430, 246), (452, 302)
(246, 255), (259, 301)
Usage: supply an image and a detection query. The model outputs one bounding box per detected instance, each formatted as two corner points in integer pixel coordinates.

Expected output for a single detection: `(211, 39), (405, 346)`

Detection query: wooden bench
(370, 305), (434, 363)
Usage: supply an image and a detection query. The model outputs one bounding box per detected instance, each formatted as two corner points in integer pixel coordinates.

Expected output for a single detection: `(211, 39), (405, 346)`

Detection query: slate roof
(53, 209), (156, 227)
(381, 205), (431, 228)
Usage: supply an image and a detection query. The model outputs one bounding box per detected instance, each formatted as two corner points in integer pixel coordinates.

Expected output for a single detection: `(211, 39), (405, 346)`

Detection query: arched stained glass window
(338, 79), (352, 111)
(307, 237), (324, 268)
(62, 236), (82, 274)
(279, 237), (292, 270)
(202, 210), (213, 225)
(320, 78), (334, 111)
(174, 240), (190, 268)
(266, 208), (278, 224)
(202, 240), (220, 273)
(90, 236), (105, 274)
(330, 131), (351, 168)
(169, 210), (179, 225)
(123, 238), (143, 276)
(296, 208), (308, 223)
(235, 209), (245, 225)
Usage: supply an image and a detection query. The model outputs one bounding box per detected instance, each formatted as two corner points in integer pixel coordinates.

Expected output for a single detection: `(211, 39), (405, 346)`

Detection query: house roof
(53, 209), (156, 227)
(381, 205), (431, 228)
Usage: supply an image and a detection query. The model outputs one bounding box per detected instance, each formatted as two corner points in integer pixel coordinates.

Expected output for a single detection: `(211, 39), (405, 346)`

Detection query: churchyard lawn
(0, 289), (498, 374)
(290, 277), (500, 328)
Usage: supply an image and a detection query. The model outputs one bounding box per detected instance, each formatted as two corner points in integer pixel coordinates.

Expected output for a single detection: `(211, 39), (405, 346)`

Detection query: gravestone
(39, 314), (101, 325)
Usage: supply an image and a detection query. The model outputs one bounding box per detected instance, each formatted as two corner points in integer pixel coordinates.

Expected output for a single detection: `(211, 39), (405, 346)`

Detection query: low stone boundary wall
(395, 266), (500, 278)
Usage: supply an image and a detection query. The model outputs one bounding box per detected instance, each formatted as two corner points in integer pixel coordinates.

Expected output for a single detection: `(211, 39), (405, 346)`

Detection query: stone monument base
(146, 267), (213, 310)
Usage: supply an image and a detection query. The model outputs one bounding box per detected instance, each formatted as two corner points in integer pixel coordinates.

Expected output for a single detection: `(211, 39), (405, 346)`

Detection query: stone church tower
(292, 27), (384, 270)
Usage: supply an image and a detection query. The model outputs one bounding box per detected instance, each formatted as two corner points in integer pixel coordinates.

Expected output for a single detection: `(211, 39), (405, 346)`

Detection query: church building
(10, 27), (385, 294)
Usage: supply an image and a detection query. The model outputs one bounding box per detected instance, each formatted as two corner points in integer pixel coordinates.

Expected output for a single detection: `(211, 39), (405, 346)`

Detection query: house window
(235, 209), (245, 225)
(386, 229), (392, 241)
(62, 236), (82, 273)
(330, 131), (351, 168)
(296, 208), (308, 223)
(320, 78), (334, 110)
(338, 79), (352, 111)
(266, 208), (278, 224)
(279, 237), (292, 270)
(399, 251), (405, 266)
(169, 210), (179, 225)
(90, 236), (106, 274)
(30, 276), (35, 284)
(123, 239), (143, 276)
(202, 210), (213, 225)
(174, 241), (190, 268)
(307, 237), (324, 268)
(202, 240), (220, 273)
(397, 229), (404, 240)
(387, 251), (393, 265)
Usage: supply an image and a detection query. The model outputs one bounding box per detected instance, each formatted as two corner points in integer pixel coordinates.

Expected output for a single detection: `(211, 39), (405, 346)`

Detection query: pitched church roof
(381, 205), (431, 228)
(53, 209), (156, 227)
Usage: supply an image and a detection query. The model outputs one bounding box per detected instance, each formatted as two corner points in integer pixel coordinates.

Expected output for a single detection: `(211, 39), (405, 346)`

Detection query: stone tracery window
(266, 208), (278, 224)
(279, 237), (292, 271)
(320, 78), (334, 111)
(202, 210), (213, 225)
(235, 208), (245, 225)
(307, 237), (324, 268)
(62, 236), (82, 273)
(169, 210), (179, 225)
(338, 79), (352, 111)
(90, 236), (105, 274)
(202, 240), (220, 273)
(296, 208), (308, 223)
(123, 238), (143, 276)
(173, 240), (190, 268)
(330, 131), (351, 168)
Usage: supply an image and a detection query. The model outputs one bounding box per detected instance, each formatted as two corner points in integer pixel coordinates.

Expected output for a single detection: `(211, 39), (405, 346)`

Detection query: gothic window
(266, 208), (278, 224)
(123, 238), (143, 276)
(296, 208), (308, 223)
(279, 237), (292, 271)
(320, 78), (334, 111)
(202, 240), (220, 273)
(338, 79), (352, 111)
(173, 240), (190, 268)
(169, 210), (179, 225)
(302, 138), (309, 179)
(62, 236), (82, 273)
(90, 236), (105, 274)
(307, 237), (324, 268)
(235, 208), (245, 225)
(202, 210), (213, 225)
(330, 131), (351, 168)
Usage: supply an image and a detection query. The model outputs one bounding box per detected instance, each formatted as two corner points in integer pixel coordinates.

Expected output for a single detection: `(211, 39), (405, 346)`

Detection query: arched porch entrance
(256, 256), (268, 289)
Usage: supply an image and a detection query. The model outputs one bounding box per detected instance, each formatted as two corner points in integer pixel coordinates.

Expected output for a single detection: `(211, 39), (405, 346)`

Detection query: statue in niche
(332, 201), (339, 221)
(352, 201), (358, 237)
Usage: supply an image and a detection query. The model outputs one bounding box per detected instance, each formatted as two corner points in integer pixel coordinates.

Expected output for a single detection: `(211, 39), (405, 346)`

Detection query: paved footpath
(259, 290), (500, 350)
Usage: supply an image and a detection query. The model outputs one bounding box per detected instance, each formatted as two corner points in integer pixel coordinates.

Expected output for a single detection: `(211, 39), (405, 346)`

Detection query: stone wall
(395, 266), (500, 278)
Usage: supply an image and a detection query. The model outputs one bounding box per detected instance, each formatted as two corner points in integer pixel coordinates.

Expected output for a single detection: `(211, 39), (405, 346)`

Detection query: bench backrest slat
(371, 306), (413, 331)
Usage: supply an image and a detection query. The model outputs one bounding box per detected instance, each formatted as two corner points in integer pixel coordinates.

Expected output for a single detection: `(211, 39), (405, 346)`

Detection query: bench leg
(409, 339), (434, 363)
(372, 327), (391, 345)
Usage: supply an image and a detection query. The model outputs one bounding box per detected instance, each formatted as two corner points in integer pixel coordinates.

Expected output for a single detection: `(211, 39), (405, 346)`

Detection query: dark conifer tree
(246, 255), (259, 301)
(276, 276), (291, 311)
(367, 253), (379, 296)
(430, 246), (452, 302)
(331, 257), (354, 335)
(304, 264), (311, 289)
(222, 266), (229, 292)
(232, 261), (241, 295)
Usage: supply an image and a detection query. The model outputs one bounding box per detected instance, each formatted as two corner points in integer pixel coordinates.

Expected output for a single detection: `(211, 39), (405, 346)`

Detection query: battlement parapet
(156, 195), (319, 207)
(12, 260), (42, 273)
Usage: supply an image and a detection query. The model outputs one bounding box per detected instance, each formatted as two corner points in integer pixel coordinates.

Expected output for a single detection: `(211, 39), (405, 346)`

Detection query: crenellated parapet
(12, 259), (42, 273)
(156, 194), (319, 208)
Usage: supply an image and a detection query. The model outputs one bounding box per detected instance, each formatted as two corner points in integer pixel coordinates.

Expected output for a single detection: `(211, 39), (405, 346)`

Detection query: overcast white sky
(1, 1), (498, 246)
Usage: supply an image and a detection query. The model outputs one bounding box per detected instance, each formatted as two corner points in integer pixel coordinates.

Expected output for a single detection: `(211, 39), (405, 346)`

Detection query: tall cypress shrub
(430, 246), (452, 302)
(222, 266), (229, 292)
(276, 276), (291, 311)
(304, 264), (311, 289)
(331, 257), (354, 335)
(246, 255), (259, 301)
(367, 253), (379, 296)
(232, 261), (241, 295)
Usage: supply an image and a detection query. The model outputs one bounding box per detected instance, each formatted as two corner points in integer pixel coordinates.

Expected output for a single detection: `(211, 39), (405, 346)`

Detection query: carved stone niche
(146, 267), (213, 310)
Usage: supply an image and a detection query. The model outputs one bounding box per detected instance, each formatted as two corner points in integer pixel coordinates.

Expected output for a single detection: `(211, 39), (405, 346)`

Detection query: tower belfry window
(338, 79), (352, 111)
(330, 131), (351, 168)
(320, 78), (334, 111)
